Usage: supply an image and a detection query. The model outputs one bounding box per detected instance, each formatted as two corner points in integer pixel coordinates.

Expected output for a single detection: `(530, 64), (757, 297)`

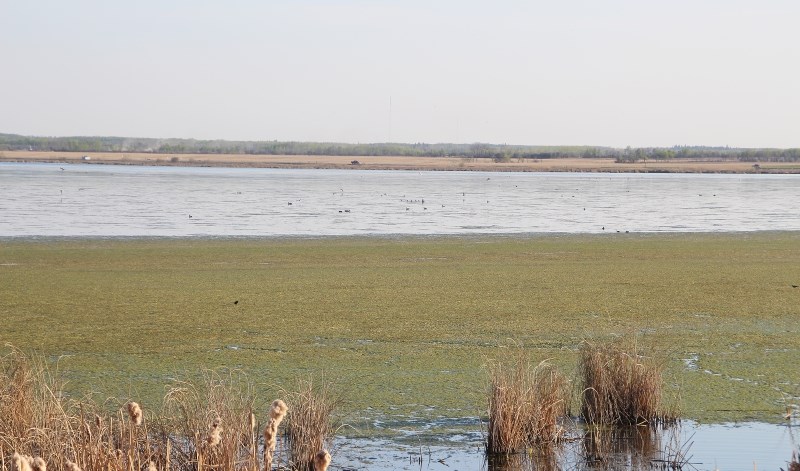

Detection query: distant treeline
(1, 133), (798, 162)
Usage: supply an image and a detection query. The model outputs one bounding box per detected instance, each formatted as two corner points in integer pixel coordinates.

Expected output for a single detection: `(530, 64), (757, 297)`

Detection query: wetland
(2, 163), (800, 469)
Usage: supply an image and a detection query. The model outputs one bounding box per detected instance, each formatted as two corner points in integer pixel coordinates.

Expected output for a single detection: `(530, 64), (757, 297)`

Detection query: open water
(332, 420), (799, 471)
(1, 162), (799, 237)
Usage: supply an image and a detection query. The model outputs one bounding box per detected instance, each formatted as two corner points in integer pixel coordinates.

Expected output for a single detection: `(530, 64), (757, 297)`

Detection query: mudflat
(3, 233), (799, 423)
(2, 150), (798, 173)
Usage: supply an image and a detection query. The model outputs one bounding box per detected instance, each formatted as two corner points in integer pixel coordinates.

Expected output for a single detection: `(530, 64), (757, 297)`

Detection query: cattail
(95, 414), (103, 428)
(11, 453), (32, 471)
(127, 401), (143, 426)
(31, 457), (47, 471)
(263, 399), (288, 471)
(313, 450), (331, 471)
(263, 421), (278, 448)
(249, 412), (257, 432)
(65, 461), (82, 471)
(206, 418), (223, 447)
(269, 399), (288, 424)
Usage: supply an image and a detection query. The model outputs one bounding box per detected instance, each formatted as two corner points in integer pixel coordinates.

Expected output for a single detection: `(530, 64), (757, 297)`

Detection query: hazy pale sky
(1, 1), (798, 147)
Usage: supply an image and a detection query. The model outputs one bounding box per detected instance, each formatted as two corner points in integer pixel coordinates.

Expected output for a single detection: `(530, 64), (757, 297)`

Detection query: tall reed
(486, 352), (569, 455)
(161, 369), (258, 471)
(284, 379), (338, 471)
(0, 348), (313, 471)
(578, 340), (675, 426)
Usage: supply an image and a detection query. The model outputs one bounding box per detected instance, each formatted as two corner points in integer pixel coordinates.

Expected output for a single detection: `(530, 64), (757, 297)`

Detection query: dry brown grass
(578, 340), (677, 426)
(160, 370), (261, 471)
(5, 150), (798, 173)
(0, 346), (156, 471)
(485, 352), (569, 455)
(0, 348), (334, 471)
(283, 379), (338, 471)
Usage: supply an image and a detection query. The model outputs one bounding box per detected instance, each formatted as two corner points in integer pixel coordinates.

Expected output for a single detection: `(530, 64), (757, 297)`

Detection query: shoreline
(2, 230), (798, 242)
(3, 150), (799, 173)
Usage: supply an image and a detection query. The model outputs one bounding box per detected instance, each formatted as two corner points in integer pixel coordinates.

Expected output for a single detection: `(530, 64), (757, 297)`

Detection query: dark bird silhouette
(234, 300), (239, 305)
(792, 285), (799, 288)
(189, 215), (193, 219)
(288, 202), (292, 205)
(59, 167), (65, 171)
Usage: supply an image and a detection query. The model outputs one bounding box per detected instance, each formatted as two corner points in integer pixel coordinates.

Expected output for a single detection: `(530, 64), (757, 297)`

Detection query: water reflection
(485, 425), (667, 471)
(579, 425), (664, 470)
(331, 420), (794, 470)
(486, 445), (559, 471)
(479, 422), (798, 471)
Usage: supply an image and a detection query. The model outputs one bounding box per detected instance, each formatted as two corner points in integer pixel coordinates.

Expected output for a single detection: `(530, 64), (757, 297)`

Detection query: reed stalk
(578, 339), (676, 426)
(486, 352), (569, 455)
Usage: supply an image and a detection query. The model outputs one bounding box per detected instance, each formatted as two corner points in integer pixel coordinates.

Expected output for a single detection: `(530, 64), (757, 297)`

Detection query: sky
(1, 1), (799, 148)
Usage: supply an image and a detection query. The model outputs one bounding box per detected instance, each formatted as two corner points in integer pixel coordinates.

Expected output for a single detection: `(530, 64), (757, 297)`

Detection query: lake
(332, 420), (800, 470)
(1, 162), (799, 237)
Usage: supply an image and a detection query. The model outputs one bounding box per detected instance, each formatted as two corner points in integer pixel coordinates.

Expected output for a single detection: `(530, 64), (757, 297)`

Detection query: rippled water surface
(330, 421), (798, 471)
(2, 163), (800, 237)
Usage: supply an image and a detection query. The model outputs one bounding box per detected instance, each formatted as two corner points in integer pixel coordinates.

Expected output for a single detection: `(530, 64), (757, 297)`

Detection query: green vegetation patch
(2, 234), (799, 427)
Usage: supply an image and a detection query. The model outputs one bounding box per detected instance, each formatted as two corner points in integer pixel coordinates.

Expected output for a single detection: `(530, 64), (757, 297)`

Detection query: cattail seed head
(249, 412), (256, 432)
(313, 450), (331, 471)
(263, 421), (278, 449)
(206, 418), (223, 447)
(269, 399), (288, 424)
(31, 457), (47, 471)
(11, 453), (32, 471)
(65, 461), (82, 471)
(147, 462), (157, 471)
(127, 402), (143, 426)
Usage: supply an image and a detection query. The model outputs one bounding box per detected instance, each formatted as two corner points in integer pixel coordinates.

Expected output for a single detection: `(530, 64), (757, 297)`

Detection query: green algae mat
(2, 234), (799, 425)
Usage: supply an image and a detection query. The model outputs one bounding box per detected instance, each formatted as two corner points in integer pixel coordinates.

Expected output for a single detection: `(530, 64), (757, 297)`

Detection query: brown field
(1, 150), (796, 173)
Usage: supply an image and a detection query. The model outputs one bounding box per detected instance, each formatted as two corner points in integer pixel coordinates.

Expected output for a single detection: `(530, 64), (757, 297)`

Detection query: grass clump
(578, 340), (676, 426)
(284, 378), (337, 471)
(160, 370), (261, 471)
(0, 348), (335, 471)
(486, 352), (569, 455)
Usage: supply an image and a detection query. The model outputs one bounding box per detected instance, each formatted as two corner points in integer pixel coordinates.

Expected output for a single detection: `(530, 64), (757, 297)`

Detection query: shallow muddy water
(330, 421), (798, 471)
(2, 163), (800, 236)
